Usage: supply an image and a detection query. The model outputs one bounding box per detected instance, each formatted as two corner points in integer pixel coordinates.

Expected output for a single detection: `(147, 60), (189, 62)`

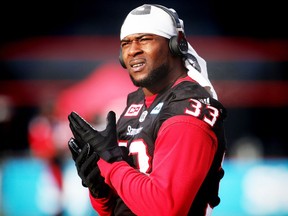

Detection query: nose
(127, 40), (143, 57)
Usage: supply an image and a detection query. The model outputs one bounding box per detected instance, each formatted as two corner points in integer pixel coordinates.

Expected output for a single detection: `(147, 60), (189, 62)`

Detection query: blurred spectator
(0, 95), (12, 123)
(28, 98), (66, 216)
(28, 100), (57, 159)
(230, 135), (264, 160)
(0, 95), (16, 154)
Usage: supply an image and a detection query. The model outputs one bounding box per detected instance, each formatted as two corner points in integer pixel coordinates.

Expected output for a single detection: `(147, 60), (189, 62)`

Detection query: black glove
(68, 111), (125, 163)
(68, 138), (110, 198)
(68, 137), (84, 161)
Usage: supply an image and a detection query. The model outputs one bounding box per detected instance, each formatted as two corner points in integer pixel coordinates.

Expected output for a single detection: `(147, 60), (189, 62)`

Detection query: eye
(121, 41), (129, 48)
(139, 36), (153, 43)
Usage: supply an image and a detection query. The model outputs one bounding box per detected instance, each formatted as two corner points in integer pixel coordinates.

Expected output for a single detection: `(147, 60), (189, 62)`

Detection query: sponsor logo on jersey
(124, 104), (143, 116)
(151, 102), (164, 114)
(199, 97), (210, 105)
(126, 125), (143, 136)
(139, 110), (148, 122)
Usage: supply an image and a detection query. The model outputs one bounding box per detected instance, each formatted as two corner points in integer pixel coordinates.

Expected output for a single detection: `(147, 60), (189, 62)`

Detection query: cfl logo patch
(125, 104), (143, 116)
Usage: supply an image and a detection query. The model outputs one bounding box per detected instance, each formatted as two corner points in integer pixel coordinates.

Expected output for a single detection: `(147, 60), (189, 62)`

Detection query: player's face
(120, 33), (172, 89)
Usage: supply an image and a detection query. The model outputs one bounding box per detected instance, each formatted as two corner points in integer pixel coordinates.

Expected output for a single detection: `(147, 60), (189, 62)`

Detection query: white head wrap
(120, 4), (218, 99)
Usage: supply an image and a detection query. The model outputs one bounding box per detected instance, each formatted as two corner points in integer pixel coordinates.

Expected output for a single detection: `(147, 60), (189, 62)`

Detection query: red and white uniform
(91, 76), (227, 216)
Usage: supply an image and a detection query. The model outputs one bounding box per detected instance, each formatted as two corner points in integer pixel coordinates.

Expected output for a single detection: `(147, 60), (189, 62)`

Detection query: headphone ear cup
(169, 34), (188, 56)
(119, 49), (127, 68)
(169, 36), (180, 56)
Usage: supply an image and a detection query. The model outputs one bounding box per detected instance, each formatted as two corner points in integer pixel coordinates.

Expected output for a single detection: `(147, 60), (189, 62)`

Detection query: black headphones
(119, 4), (188, 68)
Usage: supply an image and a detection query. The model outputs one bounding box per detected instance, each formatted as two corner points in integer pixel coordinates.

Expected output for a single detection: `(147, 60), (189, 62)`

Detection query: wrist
(99, 147), (125, 163)
(89, 183), (110, 198)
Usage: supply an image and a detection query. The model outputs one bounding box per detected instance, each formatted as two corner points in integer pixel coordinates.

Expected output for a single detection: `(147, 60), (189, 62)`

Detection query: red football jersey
(91, 76), (227, 215)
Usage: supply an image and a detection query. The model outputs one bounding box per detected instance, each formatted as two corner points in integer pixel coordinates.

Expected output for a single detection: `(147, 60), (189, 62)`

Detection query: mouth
(132, 63), (144, 68)
(129, 59), (146, 71)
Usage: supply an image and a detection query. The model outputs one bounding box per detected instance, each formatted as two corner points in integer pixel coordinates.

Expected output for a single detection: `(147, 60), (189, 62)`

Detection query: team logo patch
(125, 104), (143, 116)
(151, 102), (164, 114)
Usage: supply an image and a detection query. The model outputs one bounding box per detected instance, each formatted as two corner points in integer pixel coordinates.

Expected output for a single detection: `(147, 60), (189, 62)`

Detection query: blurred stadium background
(0, 1), (287, 215)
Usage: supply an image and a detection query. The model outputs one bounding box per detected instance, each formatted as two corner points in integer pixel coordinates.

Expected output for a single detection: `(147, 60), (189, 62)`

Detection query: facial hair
(129, 63), (169, 88)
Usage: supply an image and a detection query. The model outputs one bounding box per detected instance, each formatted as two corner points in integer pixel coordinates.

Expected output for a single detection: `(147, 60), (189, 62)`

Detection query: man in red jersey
(67, 4), (227, 215)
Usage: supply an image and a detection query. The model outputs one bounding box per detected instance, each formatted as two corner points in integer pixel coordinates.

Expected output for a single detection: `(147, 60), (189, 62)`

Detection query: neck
(142, 71), (187, 96)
